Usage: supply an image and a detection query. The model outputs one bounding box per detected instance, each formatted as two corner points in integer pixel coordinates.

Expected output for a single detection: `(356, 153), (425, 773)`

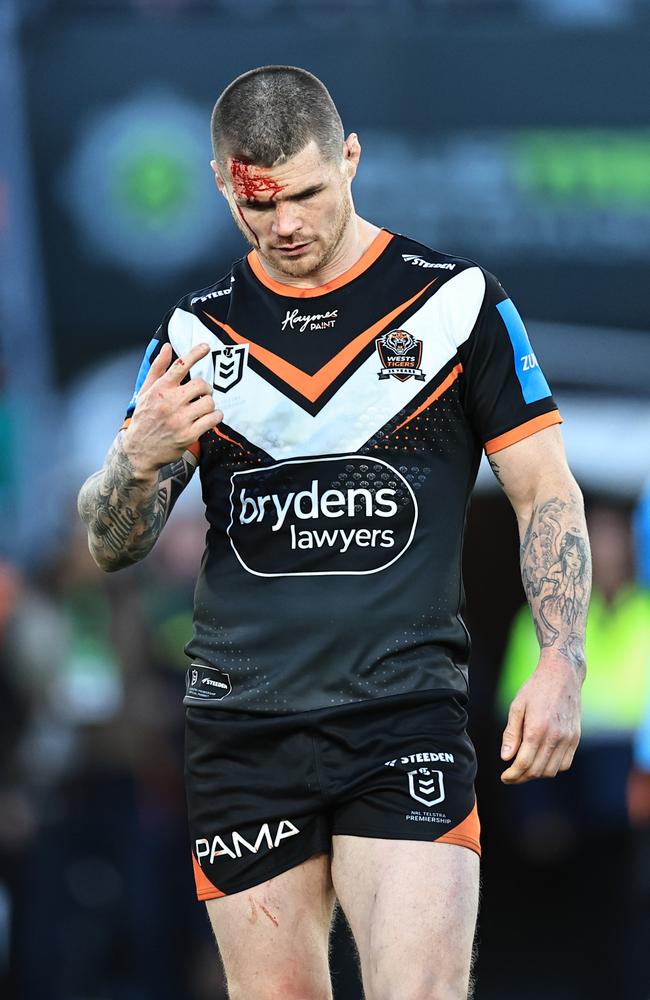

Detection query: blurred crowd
(0, 512), (228, 1000)
(1, 488), (650, 999)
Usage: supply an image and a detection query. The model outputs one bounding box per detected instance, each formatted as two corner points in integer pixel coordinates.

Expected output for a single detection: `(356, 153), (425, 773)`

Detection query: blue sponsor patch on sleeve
(126, 338), (160, 416)
(496, 299), (551, 404)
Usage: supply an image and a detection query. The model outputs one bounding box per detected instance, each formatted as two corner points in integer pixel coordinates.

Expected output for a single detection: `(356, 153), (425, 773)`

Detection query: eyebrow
(235, 183), (325, 207)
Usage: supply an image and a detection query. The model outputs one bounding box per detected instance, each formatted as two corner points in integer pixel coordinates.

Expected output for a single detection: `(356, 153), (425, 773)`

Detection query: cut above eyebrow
(235, 183), (325, 207)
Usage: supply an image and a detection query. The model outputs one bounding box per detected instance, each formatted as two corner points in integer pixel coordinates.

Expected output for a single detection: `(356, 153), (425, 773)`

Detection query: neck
(255, 215), (381, 289)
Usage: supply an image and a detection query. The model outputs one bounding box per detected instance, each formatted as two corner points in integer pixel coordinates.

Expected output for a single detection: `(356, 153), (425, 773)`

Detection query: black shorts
(185, 689), (480, 900)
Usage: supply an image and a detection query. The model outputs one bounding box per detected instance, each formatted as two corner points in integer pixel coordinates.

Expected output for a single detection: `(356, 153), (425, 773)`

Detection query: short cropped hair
(211, 66), (345, 169)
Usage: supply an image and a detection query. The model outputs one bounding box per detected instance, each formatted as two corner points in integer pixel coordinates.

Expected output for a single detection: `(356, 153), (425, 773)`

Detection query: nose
(271, 201), (303, 239)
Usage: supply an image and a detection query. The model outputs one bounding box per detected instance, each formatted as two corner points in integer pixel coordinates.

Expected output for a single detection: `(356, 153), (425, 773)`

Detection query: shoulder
(172, 256), (246, 317)
(388, 231), (488, 278)
(387, 231), (508, 306)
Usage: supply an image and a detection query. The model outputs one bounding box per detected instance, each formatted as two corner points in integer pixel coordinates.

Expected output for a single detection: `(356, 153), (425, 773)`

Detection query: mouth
(274, 241), (313, 256)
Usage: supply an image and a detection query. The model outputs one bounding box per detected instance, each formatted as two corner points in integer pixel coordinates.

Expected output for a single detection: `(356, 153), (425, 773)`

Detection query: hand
(500, 656), (582, 784)
(122, 342), (222, 475)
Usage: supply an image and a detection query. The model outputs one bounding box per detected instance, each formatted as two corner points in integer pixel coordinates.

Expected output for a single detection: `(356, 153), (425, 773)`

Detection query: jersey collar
(246, 229), (393, 299)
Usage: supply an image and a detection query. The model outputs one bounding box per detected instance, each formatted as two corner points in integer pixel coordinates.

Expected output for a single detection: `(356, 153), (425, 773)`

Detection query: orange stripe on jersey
(484, 410), (563, 456)
(192, 853), (226, 901)
(247, 229), (394, 298)
(204, 281), (436, 404)
(394, 364), (464, 433)
(212, 426), (246, 451)
(437, 802), (481, 856)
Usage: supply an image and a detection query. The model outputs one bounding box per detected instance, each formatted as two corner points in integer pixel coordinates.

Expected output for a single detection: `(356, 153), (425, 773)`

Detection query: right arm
(77, 435), (197, 572)
(77, 341), (222, 572)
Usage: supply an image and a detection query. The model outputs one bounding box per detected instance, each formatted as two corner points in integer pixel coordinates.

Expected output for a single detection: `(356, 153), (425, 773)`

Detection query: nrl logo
(212, 344), (248, 392)
(407, 767), (445, 807)
(376, 329), (426, 383)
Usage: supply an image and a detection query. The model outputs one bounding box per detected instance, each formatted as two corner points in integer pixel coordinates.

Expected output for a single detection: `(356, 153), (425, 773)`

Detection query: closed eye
(237, 185), (325, 212)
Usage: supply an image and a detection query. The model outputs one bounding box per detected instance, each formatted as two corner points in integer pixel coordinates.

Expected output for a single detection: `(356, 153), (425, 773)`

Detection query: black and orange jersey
(124, 229), (561, 713)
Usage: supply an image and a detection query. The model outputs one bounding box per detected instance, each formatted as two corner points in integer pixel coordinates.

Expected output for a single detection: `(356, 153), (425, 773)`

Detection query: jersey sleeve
(460, 270), (562, 455)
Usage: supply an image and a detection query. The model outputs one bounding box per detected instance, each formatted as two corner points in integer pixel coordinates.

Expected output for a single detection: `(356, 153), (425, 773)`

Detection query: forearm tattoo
(77, 436), (195, 570)
(520, 494), (591, 673)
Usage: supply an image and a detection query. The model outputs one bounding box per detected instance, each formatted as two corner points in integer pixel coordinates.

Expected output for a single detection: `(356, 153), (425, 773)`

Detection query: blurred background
(1, 0), (650, 997)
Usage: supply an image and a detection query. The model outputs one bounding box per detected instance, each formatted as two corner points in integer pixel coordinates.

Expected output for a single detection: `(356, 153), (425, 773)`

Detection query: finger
(500, 733), (542, 784)
(542, 743), (570, 779)
(165, 343), (211, 384)
(191, 409), (223, 439)
(557, 741), (578, 774)
(179, 377), (214, 402)
(140, 342), (173, 394)
(526, 738), (565, 781)
(186, 394), (218, 420)
(501, 702), (525, 761)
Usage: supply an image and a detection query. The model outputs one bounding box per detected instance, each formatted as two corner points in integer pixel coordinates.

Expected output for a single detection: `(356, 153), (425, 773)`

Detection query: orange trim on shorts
(484, 410), (562, 456)
(437, 802), (481, 857)
(246, 229), (394, 298)
(204, 281), (435, 404)
(394, 364), (463, 433)
(192, 852), (226, 901)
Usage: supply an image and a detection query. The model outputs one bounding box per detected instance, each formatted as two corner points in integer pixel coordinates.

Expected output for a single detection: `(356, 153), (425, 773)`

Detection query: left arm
(488, 425), (591, 784)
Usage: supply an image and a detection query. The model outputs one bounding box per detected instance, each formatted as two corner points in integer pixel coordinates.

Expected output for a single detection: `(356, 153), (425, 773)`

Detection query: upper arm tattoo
(488, 456), (505, 488)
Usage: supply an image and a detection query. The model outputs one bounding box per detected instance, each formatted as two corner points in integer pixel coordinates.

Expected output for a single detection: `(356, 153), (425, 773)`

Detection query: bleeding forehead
(227, 143), (326, 203)
(228, 159), (285, 202)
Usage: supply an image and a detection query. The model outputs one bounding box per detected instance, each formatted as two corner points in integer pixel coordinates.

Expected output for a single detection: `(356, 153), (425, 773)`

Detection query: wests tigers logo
(376, 329), (426, 383)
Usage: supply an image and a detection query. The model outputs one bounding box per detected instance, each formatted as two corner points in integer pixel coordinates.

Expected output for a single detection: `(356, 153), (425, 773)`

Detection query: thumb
(139, 342), (172, 395)
(501, 702), (524, 760)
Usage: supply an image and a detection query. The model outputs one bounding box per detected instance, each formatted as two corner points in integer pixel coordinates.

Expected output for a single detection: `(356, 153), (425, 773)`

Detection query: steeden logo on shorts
(228, 455), (418, 577)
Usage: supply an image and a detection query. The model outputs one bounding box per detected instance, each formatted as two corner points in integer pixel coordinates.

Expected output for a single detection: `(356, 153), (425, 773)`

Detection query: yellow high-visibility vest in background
(498, 588), (650, 735)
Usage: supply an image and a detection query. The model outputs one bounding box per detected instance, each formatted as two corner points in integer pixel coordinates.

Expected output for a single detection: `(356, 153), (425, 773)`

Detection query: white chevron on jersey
(166, 267), (486, 461)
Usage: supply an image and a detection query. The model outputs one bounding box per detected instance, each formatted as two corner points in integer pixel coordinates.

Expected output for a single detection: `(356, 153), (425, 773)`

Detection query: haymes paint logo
(228, 455), (418, 577)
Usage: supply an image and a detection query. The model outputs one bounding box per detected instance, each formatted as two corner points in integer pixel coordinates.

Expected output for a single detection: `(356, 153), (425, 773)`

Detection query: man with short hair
(78, 66), (590, 1000)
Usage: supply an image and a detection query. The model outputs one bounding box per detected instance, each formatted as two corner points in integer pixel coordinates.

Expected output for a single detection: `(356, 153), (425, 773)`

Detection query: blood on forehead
(228, 157), (286, 202)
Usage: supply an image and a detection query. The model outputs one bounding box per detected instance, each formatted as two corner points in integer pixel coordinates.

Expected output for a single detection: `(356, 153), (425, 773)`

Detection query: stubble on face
(265, 186), (353, 280)
(224, 149), (354, 281)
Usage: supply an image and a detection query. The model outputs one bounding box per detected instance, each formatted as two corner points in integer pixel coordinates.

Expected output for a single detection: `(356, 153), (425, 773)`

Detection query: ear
(343, 133), (361, 181)
(211, 159), (228, 197)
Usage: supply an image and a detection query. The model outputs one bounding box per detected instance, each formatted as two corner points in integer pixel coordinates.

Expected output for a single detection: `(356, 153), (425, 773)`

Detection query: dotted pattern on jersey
(202, 426), (271, 469)
(332, 461), (412, 513)
(366, 382), (463, 459)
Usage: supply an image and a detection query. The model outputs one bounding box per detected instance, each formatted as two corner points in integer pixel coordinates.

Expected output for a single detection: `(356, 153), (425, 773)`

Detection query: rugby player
(78, 66), (590, 1000)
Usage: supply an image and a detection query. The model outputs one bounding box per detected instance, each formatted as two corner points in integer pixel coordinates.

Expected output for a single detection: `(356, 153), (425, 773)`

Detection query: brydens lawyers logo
(376, 329), (426, 383)
(212, 343), (248, 392)
(228, 455), (418, 577)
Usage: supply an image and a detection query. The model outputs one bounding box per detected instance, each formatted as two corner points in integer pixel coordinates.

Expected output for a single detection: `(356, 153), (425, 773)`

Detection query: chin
(271, 248), (324, 279)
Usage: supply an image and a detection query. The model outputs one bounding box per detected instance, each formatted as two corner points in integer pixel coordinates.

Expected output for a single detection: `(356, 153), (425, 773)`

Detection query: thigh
(207, 851), (336, 1000)
(332, 836), (479, 1000)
